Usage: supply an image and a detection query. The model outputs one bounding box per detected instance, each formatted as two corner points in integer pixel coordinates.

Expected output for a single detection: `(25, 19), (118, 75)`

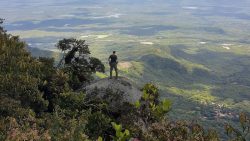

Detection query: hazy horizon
(1, 0), (250, 51)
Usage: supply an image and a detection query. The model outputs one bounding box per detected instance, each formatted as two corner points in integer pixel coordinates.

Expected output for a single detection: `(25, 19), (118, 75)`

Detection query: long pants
(110, 62), (118, 78)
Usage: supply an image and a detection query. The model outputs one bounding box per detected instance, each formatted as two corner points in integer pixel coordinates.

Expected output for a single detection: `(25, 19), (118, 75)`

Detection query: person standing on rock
(108, 51), (118, 79)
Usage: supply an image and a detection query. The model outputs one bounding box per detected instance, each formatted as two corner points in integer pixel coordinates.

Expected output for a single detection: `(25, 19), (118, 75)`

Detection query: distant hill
(27, 47), (62, 64)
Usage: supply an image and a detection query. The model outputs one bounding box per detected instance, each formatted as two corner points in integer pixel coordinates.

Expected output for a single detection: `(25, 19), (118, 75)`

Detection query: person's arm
(108, 55), (111, 63)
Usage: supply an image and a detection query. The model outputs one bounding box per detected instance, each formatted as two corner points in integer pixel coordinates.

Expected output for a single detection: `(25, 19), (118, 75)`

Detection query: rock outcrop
(83, 76), (142, 105)
(81, 77), (142, 113)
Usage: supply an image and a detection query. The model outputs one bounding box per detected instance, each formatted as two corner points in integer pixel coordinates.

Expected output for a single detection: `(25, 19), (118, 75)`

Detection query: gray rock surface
(84, 77), (142, 104)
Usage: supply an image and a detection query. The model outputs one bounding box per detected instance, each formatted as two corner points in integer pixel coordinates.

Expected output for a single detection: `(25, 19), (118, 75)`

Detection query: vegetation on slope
(0, 19), (249, 141)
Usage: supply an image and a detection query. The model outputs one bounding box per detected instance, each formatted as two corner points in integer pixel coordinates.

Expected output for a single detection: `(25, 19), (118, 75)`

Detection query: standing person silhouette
(108, 51), (118, 79)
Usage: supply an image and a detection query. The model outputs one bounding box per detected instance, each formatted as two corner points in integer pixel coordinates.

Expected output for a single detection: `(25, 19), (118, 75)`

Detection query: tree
(56, 38), (105, 89)
(0, 18), (5, 33)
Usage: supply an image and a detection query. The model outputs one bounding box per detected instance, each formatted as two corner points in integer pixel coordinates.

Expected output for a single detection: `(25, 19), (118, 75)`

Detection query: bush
(134, 83), (172, 125)
(85, 111), (112, 140)
(141, 120), (220, 141)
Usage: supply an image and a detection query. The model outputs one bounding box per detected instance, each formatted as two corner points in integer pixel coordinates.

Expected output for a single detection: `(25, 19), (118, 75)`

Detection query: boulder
(83, 77), (142, 106)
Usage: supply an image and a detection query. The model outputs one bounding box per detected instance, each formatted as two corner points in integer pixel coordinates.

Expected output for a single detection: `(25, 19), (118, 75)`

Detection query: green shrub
(134, 83), (172, 125)
(85, 111), (112, 140)
(111, 122), (131, 141)
(225, 112), (250, 141)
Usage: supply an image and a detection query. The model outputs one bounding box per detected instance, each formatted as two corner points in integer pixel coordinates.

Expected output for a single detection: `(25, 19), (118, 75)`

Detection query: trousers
(110, 62), (118, 78)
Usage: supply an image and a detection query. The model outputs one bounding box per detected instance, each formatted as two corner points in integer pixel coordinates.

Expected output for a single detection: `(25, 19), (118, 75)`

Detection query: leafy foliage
(85, 111), (112, 140)
(225, 112), (250, 141)
(134, 83), (172, 125)
(57, 38), (105, 90)
(141, 120), (220, 141)
(111, 122), (131, 141)
(40, 69), (71, 112)
(0, 20), (48, 113)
